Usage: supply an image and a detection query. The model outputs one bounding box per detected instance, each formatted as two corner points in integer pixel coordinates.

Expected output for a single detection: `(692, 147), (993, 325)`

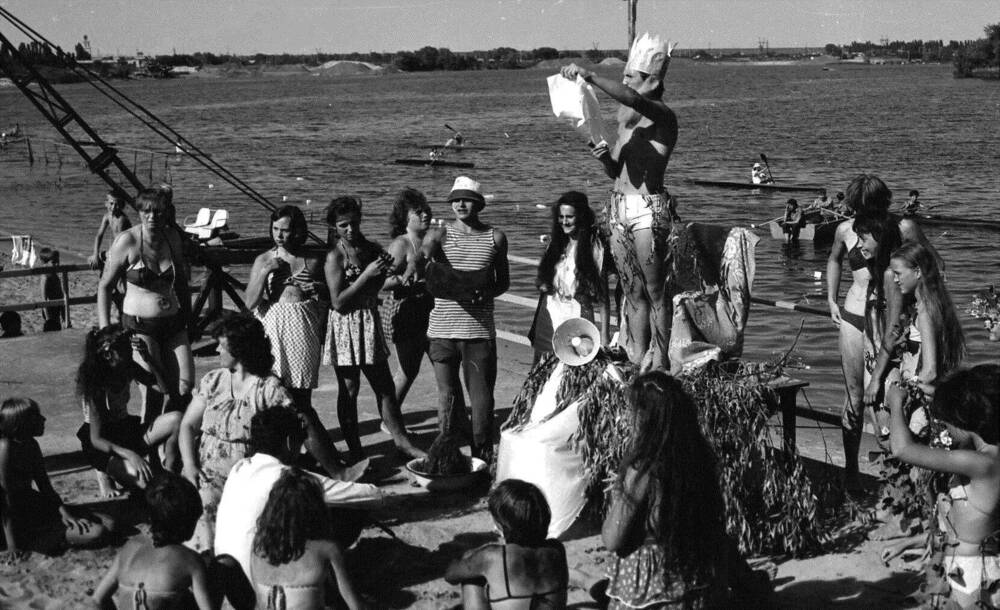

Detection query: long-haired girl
(529, 191), (609, 363)
(886, 240), (965, 397)
(250, 467), (367, 610)
(76, 324), (182, 496)
(1, 398), (114, 555)
(602, 371), (728, 608)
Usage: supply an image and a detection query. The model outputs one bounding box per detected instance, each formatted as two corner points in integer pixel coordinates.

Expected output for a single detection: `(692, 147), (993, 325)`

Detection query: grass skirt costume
(605, 190), (675, 358)
(255, 298), (326, 389)
(607, 544), (715, 609)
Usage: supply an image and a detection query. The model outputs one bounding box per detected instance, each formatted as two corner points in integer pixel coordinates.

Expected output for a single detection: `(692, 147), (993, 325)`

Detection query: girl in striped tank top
(419, 177), (509, 463)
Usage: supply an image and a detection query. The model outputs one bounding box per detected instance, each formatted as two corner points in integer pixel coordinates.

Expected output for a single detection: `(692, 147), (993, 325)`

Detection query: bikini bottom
(840, 309), (864, 333)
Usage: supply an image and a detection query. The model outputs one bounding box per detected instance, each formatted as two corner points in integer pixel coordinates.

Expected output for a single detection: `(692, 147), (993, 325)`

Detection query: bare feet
(394, 441), (427, 461)
(96, 471), (124, 498)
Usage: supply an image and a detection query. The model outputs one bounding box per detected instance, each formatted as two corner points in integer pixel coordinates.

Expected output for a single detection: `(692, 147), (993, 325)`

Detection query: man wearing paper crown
(560, 33), (678, 371)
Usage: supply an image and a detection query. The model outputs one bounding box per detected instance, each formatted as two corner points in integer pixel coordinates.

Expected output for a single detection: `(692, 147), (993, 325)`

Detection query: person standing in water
(560, 33), (678, 370)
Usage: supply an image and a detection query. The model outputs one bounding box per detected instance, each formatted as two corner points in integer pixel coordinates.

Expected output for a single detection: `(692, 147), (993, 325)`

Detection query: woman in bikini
(380, 188), (435, 410)
(250, 467), (368, 610)
(887, 365), (999, 609)
(445, 478), (568, 609)
(827, 174), (933, 486)
(98, 186), (193, 418)
(245, 205), (350, 478)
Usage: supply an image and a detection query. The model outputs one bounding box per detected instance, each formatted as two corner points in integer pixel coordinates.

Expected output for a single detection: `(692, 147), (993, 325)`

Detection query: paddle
(444, 123), (458, 133)
(750, 214), (786, 228)
(759, 153), (776, 183)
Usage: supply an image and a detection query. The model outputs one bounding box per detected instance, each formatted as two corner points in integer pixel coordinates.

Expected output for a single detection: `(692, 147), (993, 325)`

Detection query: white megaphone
(551, 318), (601, 366)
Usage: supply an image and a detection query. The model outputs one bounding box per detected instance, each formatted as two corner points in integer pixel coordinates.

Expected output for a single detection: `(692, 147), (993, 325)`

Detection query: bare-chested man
(561, 33), (677, 370)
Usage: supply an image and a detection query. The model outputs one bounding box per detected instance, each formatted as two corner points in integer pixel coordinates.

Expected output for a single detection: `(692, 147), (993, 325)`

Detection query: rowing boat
(905, 213), (1000, 231)
(394, 159), (475, 169)
(764, 219), (838, 242)
(686, 179), (825, 193)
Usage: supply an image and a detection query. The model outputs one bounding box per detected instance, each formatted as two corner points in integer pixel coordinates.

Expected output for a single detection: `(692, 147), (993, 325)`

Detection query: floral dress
(187, 368), (295, 553)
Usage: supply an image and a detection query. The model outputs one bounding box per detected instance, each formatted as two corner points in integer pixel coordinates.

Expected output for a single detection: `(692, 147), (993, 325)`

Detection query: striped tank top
(427, 227), (498, 340)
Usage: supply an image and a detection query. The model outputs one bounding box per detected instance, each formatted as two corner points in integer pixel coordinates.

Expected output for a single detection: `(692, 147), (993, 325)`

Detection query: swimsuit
(123, 236), (184, 341)
(838, 242), (870, 333)
(125, 237), (176, 294)
(255, 583), (325, 610)
(486, 545), (568, 606)
(116, 581), (194, 610)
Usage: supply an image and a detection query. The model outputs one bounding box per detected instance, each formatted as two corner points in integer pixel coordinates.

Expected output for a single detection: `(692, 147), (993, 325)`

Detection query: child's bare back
(106, 536), (206, 609)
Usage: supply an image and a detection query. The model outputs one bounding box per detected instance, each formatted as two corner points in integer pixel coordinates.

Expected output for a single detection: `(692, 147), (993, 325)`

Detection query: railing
(0, 263), (92, 328)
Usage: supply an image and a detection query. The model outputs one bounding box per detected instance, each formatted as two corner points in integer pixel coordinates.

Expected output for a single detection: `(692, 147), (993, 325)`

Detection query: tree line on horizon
(1, 24), (996, 80)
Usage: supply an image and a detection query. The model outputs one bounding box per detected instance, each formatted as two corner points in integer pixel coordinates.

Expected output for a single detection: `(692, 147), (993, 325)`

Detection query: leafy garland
(502, 352), (830, 556)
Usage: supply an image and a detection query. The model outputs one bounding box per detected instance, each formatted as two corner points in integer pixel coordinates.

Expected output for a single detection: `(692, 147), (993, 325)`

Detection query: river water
(2, 61), (998, 411)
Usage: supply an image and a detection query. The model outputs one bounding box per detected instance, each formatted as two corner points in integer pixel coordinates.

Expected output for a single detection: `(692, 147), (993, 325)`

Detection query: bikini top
(255, 582), (324, 610)
(486, 545), (568, 605)
(117, 581), (194, 610)
(125, 237), (176, 292)
(937, 482), (999, 547)
(847, 241), (867, 272)
(265, 257), (320, 299)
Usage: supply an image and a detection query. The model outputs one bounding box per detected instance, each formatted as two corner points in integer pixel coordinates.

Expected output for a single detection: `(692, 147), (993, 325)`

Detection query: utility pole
(625, 0), (637, 50)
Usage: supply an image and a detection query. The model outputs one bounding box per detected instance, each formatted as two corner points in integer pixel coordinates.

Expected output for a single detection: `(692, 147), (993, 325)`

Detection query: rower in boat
(751, 162), (774, 185)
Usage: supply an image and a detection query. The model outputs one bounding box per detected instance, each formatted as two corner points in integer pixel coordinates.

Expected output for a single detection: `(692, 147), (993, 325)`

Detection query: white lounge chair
(184, 208), (229, 240)
(183, 208), (212, 231)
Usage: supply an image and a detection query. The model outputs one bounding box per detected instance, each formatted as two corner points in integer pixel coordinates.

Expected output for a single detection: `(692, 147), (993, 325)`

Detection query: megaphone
(552, 317), (601, 366)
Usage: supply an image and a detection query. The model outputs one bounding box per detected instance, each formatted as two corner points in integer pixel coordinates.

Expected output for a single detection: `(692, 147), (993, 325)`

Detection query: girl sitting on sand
(92, 472), (213, 609)
(529, 191), (609, 364)
(250, 467), (368, 610)
(887, 365), (1000, 609)
(445, 478), (569, 609)
(0, 397), (114, 556)
(76, 324), (182, 496)
(324, 196), (423, 462)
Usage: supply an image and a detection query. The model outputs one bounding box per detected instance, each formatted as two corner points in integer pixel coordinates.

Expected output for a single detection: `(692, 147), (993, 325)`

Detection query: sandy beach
(0, 267), (924, 608)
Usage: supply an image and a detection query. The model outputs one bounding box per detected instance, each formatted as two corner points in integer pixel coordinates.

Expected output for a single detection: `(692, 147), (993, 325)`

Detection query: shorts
(122, 313), (188, 345)
(609, 191), (673, 234)
(77, 415), (147, 472)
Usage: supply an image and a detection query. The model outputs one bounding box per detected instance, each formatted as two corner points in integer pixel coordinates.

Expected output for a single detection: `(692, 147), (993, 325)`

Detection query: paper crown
(552, 318), (601, 366)
(626, 32), (672, 80)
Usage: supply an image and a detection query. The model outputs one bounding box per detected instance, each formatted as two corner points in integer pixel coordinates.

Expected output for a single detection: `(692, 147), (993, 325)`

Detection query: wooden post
(60, 269), (71, 328)
(626, 0), (637, 51)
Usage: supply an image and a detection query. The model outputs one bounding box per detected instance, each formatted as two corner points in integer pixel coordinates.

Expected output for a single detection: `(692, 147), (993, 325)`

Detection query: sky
(1, 0), (995, 56)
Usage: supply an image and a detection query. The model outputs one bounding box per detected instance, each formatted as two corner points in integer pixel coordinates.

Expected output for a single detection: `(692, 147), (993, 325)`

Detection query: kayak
(394, 158), (475, 169)
(416, 145), (496, 151)
(765, 219), (838, 242)
(686, 179), (825, 193)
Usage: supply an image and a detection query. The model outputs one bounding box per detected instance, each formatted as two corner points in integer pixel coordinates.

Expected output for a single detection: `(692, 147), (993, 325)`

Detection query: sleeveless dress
(323, 243), (389, 367)
(187, 369), (295, 553)
(255, 258), (327, 389)
(529, 236), (606, 353)
(607, 544), (716, 609)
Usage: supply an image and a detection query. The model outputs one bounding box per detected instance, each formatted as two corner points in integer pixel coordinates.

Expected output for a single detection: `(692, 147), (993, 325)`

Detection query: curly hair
(270, 205), (309, 249)
(252, 467), (331, 565)
(931, 364), (1000, 444)
(212, 314), (274, 377)
(844, 173), (892, 215)
(488, 479), (551, 547)
(76, 325), (132, 407)
(146, 472), (202, 547)
(890, 241), (966, 376)
(618, 371), (725, 581)
(388, 188), (430, 238)
(536, 191), (605, 303)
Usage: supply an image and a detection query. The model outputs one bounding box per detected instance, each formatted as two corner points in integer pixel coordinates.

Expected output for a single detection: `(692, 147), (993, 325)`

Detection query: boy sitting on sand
(92, 472), (213, 609)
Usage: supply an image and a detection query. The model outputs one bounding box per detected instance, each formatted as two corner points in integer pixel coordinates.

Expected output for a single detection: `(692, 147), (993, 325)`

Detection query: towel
(546, 74), (615, 148)
(10, 235), (37, 267)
